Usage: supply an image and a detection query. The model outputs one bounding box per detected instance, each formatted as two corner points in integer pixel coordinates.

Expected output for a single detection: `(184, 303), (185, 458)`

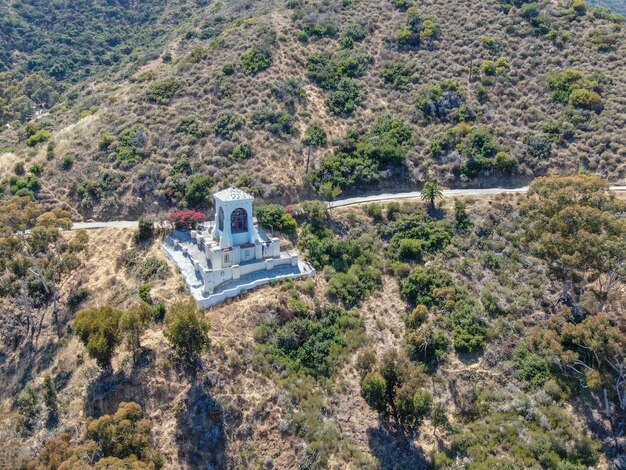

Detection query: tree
(431, 402), (449, 437)
(421, 182), (443, 213)
(360, 349), (428, 432)
(454, 199), (471, 232)
(0, 197), (79, 337)
(119, 302), (152, 361)
(75, 306), (123, 370)
(164, 300), (211, 364)
(303, 123), (328, 173)
(184, 174), (214, 207)
(361, 372), (388, 416)
(134, 218), (154, 244)
(523, 176), (626, 315)
(318, 182), (342, 213)
(86, 402), (163, 466)
(43, 375), (58, 426)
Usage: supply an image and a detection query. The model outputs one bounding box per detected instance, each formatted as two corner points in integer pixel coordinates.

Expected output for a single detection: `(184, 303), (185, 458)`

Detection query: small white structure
(162, 187), (315, 308)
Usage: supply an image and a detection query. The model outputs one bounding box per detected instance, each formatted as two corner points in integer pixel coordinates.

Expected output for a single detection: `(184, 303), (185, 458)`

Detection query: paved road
(71, 185), (626, 230)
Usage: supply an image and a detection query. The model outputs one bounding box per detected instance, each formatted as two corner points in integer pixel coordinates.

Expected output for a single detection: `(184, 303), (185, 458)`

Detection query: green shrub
(548, 68), (600, 105)
(391, 0), (411, 10)
(240, 47), (272, 74)
(256, 204), (297, 234)
(325, 78), (363, 115)
(339, 22), (367, 48)
(230, 142), (253, 160)
(303, 123), (328, 146)
(306, 50), (371, 89)
(26, 130), (51, 147)
(99, 133), (114, 150)
(213, 113), (243, 138)
(184, 174), (214, 207)
(10, 174), (40, 197)
(252, 109), (295, 136)
(256, 304), (363, 378)
(297, 15), (338, 41)
(514, 345), (552, 386)
(382, 62), (413, 89)
(14, 160), (25, 175)
(135, 218), (154, 243)
(568, 88), (603, 110)
(146, 78), (182, 104)
(176, 116), (205, 139)
(67, 287), (89, 310)
(406, 304), (429, 329)
(494, 151), (518, 174)
(138, 284), (152, 304)
(398, 238), (423, 261)
(152, 302), (166, 322)
(448, 301), (486, 353)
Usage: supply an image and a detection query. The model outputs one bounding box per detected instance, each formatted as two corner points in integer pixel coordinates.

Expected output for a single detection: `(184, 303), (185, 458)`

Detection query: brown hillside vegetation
(1, 176), (624, 468)
(1, 0), (626, 219)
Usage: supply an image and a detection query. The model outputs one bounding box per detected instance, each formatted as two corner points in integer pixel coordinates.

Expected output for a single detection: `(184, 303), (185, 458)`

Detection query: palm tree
(421, 182), (443, 213)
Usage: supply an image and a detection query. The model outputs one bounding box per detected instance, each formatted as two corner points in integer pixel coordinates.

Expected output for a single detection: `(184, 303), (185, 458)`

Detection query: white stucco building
(162, 187), (314, 308)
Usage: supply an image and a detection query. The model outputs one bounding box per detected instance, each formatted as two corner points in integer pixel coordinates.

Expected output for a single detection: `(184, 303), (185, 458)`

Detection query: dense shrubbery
(548, 68), (603, 110)
(434, 389), (599, 468)
(339, 22), (367, 48)
(255, 299), (364, 378)
(146, 78), (182, 104)
(429, 124), (516, 177)
(256, 204), (297, 235)
(252, 109), (295, 136)
(213, 113), (243, 138)
(306, 49), (372, 115)
(240, 47), (272, 74)
(415, 81), (472, 123)
(184, 174), (214, 207)
(114, 127), (147, 168)
(382, 62), (414, 89)
(401, 266), (487, 360)
(388, 213), (452, 260)
(312, 115), (412, 190)
(396, 8), (439, 49)
(26, 402), (163, 468)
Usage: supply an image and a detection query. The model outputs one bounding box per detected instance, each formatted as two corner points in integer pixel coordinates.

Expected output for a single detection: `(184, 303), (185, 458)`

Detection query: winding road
(71, 185), (626, 230)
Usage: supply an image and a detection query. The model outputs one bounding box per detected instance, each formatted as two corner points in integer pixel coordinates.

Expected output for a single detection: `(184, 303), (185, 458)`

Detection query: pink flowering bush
(168, 209), (206, 229)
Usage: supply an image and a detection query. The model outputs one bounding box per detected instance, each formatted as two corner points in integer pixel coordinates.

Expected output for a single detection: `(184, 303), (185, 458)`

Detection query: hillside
(0, 176), (624, 469)
(1, 0), (626, 469)
(1, 0), (626, 219)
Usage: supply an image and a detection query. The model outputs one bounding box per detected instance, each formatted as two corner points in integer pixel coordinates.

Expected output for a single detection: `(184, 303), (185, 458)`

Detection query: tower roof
(213, 186), (254, 202)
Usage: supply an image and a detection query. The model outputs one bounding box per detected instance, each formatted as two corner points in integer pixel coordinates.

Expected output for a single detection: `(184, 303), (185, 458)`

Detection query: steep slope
(1, 0), (626, 219)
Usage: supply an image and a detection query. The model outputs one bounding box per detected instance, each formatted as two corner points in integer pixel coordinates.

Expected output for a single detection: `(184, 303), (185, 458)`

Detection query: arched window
(218, 207), (224, 231)
(231, 208), (248, 234)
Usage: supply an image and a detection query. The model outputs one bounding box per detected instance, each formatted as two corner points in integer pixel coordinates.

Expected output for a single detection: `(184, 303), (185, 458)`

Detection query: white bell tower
(211, 187), (257, 248)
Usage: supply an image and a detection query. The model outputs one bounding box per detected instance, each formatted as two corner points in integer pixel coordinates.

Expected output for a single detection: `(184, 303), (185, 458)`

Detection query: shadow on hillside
(367, 422), (429, 470)
(84, 347), (157, 417)
(175, 377), (227, 470)
(2, 338), (58, 402)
